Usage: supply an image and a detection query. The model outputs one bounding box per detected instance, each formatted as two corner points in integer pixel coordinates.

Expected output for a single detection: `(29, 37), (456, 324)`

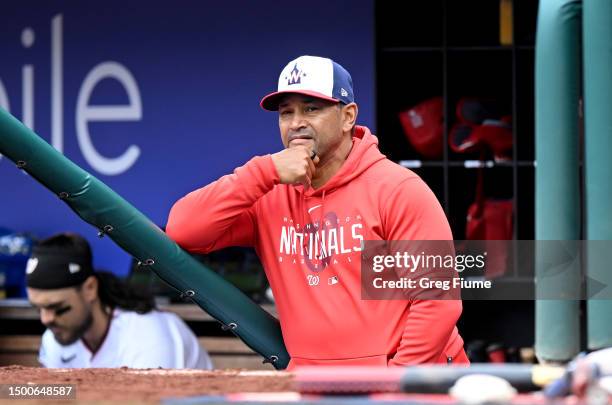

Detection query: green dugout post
(535, 0), (582, 362)
(584, 0), (612, 350)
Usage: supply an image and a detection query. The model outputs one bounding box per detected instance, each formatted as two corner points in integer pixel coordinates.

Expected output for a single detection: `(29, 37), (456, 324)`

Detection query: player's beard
(53, 312), (94, 346)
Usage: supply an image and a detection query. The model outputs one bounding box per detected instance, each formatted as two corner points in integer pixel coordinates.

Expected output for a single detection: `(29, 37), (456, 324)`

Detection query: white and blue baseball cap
(260, 55), (354, 111)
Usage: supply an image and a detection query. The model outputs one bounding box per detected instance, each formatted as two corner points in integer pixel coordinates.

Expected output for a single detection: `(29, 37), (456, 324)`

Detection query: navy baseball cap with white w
(260, 55), (354, 111)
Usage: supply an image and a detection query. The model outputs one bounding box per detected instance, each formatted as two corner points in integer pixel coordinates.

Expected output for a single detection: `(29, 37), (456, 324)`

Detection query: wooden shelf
(0, 299), (277, 322)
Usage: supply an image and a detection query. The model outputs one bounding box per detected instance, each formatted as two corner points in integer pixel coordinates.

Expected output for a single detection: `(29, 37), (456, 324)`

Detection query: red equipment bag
(466, 168), (513, 278)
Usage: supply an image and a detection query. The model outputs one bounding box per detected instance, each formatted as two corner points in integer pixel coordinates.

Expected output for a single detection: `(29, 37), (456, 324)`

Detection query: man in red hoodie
(166, 55), (468, 368)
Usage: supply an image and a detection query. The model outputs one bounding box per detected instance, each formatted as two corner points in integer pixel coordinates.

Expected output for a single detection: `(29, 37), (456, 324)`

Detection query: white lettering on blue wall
(76, 62), (142, 175)
(0, 14), (143, 176)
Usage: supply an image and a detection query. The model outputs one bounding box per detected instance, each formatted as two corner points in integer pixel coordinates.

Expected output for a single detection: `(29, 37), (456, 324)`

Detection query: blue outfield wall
(0, 1), (375, 276)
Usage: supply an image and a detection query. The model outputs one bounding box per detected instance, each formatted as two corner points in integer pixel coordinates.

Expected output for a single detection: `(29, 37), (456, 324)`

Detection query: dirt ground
(0, 366), (293, 404)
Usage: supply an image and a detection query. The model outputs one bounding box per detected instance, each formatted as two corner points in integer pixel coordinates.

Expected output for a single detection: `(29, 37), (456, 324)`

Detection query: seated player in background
(26, 233), (213, 369)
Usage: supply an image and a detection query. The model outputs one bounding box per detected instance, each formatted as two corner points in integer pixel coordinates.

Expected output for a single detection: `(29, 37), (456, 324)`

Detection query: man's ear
(342, 103), (358, 133)
(81, 275), (98, 303)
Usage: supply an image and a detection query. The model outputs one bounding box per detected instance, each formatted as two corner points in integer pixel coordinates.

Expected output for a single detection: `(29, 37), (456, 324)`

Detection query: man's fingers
(298, 147), (316, 186)
(303, 160), (314, 188)
(274, 145), (318, 187)
(297, 168), (312, 189)
(306, 155), (316, 176)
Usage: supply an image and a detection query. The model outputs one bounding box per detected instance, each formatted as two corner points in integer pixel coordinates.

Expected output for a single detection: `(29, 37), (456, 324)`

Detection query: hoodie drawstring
(300, 189), (328, 271)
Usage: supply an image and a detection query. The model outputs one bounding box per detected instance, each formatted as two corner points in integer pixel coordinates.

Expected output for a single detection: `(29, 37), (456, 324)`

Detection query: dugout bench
(0, 300), (276, 370)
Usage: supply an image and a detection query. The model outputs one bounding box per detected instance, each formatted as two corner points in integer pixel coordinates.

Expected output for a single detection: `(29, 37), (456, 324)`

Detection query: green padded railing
(0, 107), (289, 369)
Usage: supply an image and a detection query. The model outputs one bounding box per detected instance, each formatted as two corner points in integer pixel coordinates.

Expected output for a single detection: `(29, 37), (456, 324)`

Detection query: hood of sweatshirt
(301, 125), (386, 198)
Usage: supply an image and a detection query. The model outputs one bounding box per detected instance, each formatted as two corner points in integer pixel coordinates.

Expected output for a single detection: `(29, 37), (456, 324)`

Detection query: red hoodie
(166, 126), (467, 368)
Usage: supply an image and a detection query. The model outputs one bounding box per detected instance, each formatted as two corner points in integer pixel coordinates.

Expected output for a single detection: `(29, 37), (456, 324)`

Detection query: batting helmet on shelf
(398, 96), (444, 159)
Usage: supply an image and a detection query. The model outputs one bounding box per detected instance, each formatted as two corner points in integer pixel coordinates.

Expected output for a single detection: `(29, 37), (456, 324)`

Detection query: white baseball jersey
(38, 308), (213, 369)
